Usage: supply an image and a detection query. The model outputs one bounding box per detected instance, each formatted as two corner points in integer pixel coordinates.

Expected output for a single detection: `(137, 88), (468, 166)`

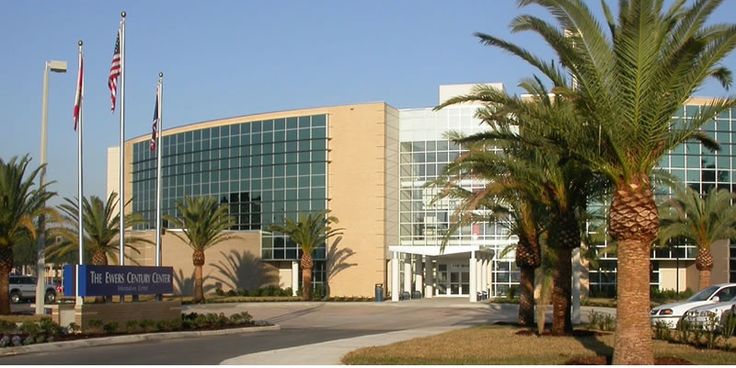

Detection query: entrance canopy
(388, 245), (495, 257)
(387, 245), (497, 302)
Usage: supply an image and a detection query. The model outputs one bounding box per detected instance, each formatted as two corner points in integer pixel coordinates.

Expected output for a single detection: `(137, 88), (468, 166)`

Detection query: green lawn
(342, 325), (736, 365)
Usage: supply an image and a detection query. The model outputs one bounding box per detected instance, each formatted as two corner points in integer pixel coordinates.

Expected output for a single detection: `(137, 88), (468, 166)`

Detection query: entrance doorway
(436, 263), (469, 296)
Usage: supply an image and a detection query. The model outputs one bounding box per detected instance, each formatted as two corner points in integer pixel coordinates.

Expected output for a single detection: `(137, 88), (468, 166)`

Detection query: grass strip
(342, 324), (736, 365)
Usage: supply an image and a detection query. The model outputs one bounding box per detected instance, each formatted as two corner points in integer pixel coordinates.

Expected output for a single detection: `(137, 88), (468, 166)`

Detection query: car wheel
(45, 290), (56, 304)
(10, 291), (21, 304)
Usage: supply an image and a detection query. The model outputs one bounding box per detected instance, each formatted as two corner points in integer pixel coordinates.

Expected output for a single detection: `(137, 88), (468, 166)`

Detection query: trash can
(374, 283), (384, 302)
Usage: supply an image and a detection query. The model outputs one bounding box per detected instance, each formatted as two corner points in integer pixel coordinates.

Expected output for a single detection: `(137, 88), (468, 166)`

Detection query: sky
(2, 0), (735, 204)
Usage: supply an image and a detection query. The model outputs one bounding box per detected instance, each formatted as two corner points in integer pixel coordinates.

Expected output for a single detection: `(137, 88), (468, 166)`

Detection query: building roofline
(126, 101), (395, 143)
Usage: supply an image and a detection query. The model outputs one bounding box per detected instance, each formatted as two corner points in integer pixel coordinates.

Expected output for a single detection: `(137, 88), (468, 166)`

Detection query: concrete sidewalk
(220, 325), (466, 365)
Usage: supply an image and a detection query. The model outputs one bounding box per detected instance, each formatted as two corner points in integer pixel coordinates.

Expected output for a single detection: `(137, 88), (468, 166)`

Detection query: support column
(291, 261), (299, 296)
(480, 257), (488, 298)
(415, 256), (424, 297)
(488, 258), (493, 294)
(469, 251), (477, 302)
(476, 257), (483, 299)
(425, 257), (434, 298)
(490, 258), (496, 297)
(572, 247), (581, 324)
(403, 255), (413, 297)
(391, 252), (400, 302)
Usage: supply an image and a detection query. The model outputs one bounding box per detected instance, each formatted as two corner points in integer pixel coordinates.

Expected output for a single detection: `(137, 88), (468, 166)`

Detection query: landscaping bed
(0, 311), (268, 349)
(341, 323), (736, 365)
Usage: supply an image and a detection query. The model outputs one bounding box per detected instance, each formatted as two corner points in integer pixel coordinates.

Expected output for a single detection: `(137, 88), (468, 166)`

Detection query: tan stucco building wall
(127, 230), (276, 295)
(325, 103), (398, 297)
(113, 103), (398, 298)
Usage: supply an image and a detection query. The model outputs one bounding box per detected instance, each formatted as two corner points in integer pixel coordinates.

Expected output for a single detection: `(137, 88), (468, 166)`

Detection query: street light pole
(35, 60), (66, 315)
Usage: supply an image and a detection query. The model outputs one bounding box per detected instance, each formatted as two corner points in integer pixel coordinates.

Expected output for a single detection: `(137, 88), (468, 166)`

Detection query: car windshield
(687, 286), (719, 302)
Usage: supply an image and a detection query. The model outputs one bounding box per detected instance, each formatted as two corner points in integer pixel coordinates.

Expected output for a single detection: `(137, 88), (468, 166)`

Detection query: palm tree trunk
(193, 250), (205, 303)
(193, 264), (204, 303)
(551, 246), (572, 335)
(301, 252), (314, 301)
(613, 239), (654, 364)
(609, 178), (657, 365)
(696, 246), (713, 290)
(0, 246), (13, 315)
(699, 269), (711, 291)
(518, 265), (535, 327)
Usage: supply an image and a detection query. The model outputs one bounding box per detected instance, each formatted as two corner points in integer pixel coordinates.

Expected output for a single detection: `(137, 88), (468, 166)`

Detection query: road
(0, 299), (530, 365)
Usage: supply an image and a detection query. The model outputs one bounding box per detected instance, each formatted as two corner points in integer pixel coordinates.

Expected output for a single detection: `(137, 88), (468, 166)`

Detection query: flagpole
(76, 40), (84, 305)
(155, 72), (163, 267)
(118, 11), (126, 266)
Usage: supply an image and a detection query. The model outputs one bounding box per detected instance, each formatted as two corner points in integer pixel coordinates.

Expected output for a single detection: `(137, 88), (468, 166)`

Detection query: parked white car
(650, 283), (736, 329)
(681, 295), (736, 331)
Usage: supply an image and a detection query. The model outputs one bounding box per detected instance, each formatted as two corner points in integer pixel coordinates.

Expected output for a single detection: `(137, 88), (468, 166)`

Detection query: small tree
(47, 193), (148, 265)
(165, 196), (235, 303)
(269, 211), (343, 301)
(658, 186), (736, 290)
(0, 155), (54, 314)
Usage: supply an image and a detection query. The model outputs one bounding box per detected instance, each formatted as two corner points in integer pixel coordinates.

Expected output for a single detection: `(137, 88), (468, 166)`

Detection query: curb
(0, 324), (280, 357)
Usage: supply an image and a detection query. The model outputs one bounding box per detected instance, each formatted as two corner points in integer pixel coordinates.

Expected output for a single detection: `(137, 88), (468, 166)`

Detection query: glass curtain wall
(588, 105), (736, 295)
(131, 114), (330, 285)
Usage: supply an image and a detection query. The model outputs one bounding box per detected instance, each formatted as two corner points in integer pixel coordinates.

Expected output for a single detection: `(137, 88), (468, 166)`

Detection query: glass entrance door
(437, 263), (469, 296)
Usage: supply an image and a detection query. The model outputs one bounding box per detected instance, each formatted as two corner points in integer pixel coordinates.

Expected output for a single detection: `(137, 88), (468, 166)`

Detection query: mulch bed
(565, 356), (693, 365)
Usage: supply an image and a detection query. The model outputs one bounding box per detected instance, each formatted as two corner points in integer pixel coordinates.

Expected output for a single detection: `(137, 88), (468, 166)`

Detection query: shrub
(722, 311), (736, 338)
(236, 288), (248, 296)
(156, 319), (179, 332)
(312, 284), (326, 300)
(229, 312), (253, 325)
(18, 321), (41, 337)
(126, 320), (140, 333)
(651, 288), (693, 303)
(652, 320), (671, 340)
(215, 287), (225, 296)
(588, 311), (616, 331)
(507, 285), (518, 299)
(67, 322), (81, 334)
(38, 318), (63, 337)
(88, 319), (104, 329)
(0, 320), (17, 334)
(138, 320), (156, 333)
(102, 322), (119, 334)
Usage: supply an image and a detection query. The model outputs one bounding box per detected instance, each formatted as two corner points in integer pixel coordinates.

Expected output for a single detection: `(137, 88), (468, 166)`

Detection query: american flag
(73, 53), (84, 130)
(108, 27), (122, 111)
(150, 83), (160, 152)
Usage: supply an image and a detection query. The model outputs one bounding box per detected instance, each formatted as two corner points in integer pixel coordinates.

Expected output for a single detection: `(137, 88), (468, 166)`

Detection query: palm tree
(430, 142), (546, 327)
(47, 192), (148, 265)
(436, 81), (605, 334)
(164, 196), (235, 303)
(472, 0), (736, 363)
(269, 211), (343, 301)
(0, 155), (54, 314)
(658, 186), (736, 290)
(493, 199), (544, 327)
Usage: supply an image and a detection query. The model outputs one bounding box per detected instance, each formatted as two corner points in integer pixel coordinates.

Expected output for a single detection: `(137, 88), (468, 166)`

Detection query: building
(108, 83), (736, 300)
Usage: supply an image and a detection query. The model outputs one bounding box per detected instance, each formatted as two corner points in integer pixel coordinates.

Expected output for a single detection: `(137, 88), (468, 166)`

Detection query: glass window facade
(131, 114), (329, 262)
(400, 106), (516, 297)
(402, 103), (734, 297)
(587, 105), (735, 295)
